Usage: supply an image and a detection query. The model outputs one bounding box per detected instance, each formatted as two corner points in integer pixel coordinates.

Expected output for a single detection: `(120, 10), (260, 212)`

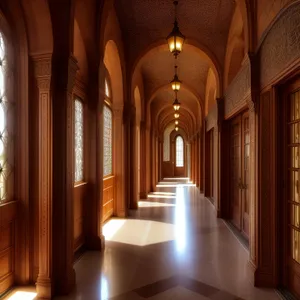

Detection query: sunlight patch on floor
(138, 201), (176, 207)
(103, 219), (177, 246)
(5, 291), (37, 300)
(147, 194), (176, 199)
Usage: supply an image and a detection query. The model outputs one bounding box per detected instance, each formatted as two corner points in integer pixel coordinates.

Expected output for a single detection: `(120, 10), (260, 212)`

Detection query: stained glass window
(103, 105), (113, 177)
(176, 136), (184, 167)
(74, 98), (84, 183)
(0, 32), (13, 202)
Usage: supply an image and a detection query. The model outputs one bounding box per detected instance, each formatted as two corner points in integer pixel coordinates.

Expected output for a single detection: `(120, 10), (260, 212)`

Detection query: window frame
(175, 135), (184, 167)
(74, 96), (85, 185)
(103, 76), (113, 178)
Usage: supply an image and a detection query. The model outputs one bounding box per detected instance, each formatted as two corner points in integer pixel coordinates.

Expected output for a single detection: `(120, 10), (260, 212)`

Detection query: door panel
(230, 112), (250, 238)
(242, 113), (250, 237)
(285, 85), (300, 298)
(230, 117), (241, 230)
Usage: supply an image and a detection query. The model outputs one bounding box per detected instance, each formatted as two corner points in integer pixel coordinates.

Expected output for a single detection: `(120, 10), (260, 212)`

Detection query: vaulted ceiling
(114, 0), (236, 138)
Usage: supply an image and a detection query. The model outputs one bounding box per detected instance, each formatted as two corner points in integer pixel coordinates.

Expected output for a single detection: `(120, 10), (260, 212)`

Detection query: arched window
(103, 105), (113, 177)
(74, 98), (84, 183)
(0, 32), (13, 202)
(176, 136), (184, 167)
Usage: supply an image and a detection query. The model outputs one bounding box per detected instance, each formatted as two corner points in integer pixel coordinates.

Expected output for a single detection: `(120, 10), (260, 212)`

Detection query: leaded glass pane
(103, 105), (113, 177)
(0, 32), (13, 202)
(74, 99), (84, 183)
(176, 136), (184, 167)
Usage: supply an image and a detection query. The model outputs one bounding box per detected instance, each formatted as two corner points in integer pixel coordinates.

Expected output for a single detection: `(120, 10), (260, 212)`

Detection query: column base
(87, 234), (105, 251)
(36, 276), (52, 299)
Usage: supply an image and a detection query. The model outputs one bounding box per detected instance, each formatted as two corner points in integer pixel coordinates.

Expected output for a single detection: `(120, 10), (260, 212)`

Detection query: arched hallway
(1, 0), (300, 299)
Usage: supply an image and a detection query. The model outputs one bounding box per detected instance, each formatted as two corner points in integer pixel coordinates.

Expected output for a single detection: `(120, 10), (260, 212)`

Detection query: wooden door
(230, 116), (242, 230)
(230, 112), (250, 238)
(284, 82), (300, 298)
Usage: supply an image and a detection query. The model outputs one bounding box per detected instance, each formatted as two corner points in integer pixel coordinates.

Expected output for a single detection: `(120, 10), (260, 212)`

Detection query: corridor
(52, 180), (278, 300)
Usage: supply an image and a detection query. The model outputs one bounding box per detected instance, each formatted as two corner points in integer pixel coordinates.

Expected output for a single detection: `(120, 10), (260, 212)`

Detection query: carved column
(52, 55), (78, 295)
(113, 105), (126, 217)
(139, 122), (147, 198)
(33, 54), (53, 299)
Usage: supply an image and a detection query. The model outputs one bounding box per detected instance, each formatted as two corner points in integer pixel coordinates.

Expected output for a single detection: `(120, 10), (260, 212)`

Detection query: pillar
(52, 55), (78, 295)
(113, 105), (126, 217)
(33, 54), (53, 299)
(139, 122), (147, 199)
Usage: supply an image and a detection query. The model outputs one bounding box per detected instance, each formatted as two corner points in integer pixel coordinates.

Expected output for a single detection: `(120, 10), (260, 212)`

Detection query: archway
(103, 39), (126, 219)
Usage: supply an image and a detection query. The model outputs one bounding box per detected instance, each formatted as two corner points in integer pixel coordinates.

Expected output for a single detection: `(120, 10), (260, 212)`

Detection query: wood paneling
(103, 176), (114, 223)
(0, 201), (16, 296)
(74, 183), (87, 252)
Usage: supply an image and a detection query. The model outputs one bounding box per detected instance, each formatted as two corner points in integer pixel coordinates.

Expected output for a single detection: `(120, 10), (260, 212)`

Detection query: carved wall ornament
(224, 59), (251, 118)
(259, 2), (300, 89)
(67, 55), (79, 93)
(32, 54), (52, 91)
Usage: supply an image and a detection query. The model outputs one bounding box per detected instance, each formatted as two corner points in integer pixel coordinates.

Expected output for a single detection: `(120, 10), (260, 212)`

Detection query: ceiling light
(171, 66), (181, 91)
(175, 120), (179, 125)
(174, 113), (179, 119)
(175, 126), (179, 131)
(173, 97), (181, 111)
(166, 1), (185, 58)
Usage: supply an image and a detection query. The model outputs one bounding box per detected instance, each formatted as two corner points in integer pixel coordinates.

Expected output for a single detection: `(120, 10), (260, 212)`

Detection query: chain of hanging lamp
(166, 0), (185, 131)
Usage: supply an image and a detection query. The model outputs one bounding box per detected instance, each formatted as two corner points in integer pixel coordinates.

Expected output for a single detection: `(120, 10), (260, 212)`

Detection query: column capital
(113, 104), (124, 120)
(32, 54), (52, 90)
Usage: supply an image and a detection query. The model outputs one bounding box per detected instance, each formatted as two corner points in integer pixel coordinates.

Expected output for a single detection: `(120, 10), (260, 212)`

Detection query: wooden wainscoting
(74, 183), (87, 252)
(0, 201), (17, 296)
(103, 176), (114, 223)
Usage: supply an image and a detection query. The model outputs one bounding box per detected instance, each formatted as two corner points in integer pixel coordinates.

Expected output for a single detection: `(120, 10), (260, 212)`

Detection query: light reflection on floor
(4, 291), (37, 300)
(138, 201), (175, 207)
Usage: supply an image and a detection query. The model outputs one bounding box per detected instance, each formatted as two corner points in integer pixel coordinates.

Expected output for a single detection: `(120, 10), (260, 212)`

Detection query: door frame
(278, 76), (300, 297)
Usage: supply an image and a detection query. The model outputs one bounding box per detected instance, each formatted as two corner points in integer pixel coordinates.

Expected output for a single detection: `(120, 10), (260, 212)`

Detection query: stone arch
(104, 40), (124, 105)
(74, 19), (88, 83)
(205, 68), (217, 116)
(224, 4), (246, 89)
(132, 40), (222, 98)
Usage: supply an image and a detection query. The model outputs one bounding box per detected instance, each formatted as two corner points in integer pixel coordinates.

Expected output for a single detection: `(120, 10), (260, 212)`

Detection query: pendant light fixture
(173, 95), (181, 111)
(166, 0), (185, 58)
(171, 65), (181, 91)
(175, 126), (179, 131)
(175, 120), (179, 125)
(174, 113), (180, 119)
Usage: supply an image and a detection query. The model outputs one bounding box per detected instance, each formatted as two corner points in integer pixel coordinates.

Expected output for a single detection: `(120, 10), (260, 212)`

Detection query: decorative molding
(32, 54), (52, 91)
(206, 103), (217, 131)
(259, 2), (300, 89)
(224, 58), (251, 118)
(67, 55), (79, 93)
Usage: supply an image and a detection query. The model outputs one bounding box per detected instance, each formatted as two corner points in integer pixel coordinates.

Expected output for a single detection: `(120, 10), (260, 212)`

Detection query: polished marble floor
(4, 179), (281, 300)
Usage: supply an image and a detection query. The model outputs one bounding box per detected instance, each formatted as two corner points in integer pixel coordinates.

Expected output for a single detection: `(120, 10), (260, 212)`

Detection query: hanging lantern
(174, 113), (180, 119)
(175, 120), (179, 125)
(171, 66), (181, 91)
(173, 97), (181, 111)
(175, 126), (179, 131)
(166, 1), (185, 58)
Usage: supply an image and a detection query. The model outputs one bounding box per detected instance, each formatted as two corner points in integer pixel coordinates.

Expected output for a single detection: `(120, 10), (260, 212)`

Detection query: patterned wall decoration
(224, 59), (251, 119)
(163, 123), (174, 162)
(259, 2), (300, 89)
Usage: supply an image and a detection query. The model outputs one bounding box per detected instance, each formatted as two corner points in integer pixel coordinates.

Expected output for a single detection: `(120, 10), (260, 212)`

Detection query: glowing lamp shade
(175, 120), (179, 125)
(171, 74), (181, 91)
(174, 113), (180, 119)
(173, 98), (181, 111)
(175, 126), (179, 131)
(167, 21), (185, 57)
